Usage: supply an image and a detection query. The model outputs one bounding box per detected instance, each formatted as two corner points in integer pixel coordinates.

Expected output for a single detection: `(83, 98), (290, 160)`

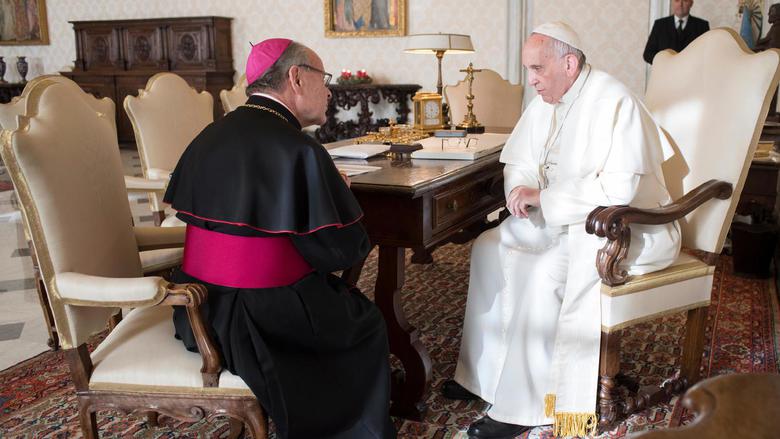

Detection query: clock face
(424, 100), (440, 125)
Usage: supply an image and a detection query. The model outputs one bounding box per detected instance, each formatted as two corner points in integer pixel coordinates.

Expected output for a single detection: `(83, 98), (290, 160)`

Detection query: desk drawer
(432, 172), (503, 231)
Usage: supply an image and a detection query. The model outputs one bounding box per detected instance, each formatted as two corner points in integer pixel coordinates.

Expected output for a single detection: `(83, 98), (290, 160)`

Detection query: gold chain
(241, 104), (290, 123)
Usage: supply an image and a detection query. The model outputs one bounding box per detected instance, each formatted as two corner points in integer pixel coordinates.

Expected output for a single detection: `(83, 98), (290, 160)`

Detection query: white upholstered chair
(444, 68), (523, 130)
(0, 75), (183, 350)
(220, 73), (248, 113)
(585, 28), (780, 431)
(124, 72), (213, 226)
(1, 78), (266, 438)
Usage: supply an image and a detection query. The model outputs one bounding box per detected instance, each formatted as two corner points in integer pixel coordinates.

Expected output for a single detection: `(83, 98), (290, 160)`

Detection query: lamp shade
(404, 33), (474, 54)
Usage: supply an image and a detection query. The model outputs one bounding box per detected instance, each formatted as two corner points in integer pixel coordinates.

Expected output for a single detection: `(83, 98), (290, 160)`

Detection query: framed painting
(325, 0), (406, 38)
(0, 0), (50, 45)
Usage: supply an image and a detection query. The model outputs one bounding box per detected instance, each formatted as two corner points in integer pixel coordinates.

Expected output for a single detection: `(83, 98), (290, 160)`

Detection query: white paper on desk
(335, 163), (382, 176)
(329, 143), (390, 159)
(411, 133), (510, 160)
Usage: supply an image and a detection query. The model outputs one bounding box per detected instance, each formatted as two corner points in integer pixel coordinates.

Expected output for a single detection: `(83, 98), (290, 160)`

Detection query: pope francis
(442, 22), (682, 438)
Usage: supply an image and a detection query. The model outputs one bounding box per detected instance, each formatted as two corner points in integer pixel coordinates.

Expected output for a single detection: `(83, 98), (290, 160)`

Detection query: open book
(410, 133), (510, 160)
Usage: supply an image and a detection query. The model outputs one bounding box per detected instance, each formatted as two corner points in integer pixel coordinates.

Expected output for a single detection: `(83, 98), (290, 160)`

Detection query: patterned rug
(1, 243), (778, 438)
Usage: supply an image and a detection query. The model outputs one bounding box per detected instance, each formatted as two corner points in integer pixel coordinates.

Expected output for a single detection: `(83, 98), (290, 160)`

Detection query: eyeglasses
(297, 64), (333, 86)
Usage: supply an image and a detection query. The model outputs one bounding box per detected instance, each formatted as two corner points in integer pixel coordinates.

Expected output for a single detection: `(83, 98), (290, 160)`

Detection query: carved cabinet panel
(122, 26), (167, 70)
(62, 17), (234, 144)
(168, 24), (212, 70)
(78, 27), (122, 71)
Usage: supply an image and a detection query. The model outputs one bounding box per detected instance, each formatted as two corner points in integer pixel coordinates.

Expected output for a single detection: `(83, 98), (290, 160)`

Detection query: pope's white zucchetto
(531, 21), (583, 53)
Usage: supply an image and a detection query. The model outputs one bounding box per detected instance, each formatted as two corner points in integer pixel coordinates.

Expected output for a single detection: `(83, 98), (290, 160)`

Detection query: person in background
(644, 0), (709, 64)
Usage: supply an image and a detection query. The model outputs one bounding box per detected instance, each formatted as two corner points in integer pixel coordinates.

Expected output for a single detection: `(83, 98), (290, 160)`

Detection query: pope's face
(671, 0), (693, 18)
(522, 34), (574, 104)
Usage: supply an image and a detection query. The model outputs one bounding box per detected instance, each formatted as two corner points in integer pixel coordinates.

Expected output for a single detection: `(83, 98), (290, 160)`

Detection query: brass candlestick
(456, 63), (485, 133)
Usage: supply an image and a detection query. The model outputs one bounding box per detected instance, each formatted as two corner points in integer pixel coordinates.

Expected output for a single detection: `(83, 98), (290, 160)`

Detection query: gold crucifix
(455, 63), (485, 133)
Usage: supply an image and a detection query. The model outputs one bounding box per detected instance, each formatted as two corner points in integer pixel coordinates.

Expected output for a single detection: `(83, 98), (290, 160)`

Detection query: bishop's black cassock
(164, 95), (395, 439)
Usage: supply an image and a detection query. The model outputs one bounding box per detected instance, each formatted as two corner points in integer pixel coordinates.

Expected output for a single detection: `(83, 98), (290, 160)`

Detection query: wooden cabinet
(61, 17), (234, 143)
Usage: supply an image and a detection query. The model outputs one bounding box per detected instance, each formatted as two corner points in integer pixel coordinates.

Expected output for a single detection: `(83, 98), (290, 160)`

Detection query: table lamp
(404, 33), (474, 96)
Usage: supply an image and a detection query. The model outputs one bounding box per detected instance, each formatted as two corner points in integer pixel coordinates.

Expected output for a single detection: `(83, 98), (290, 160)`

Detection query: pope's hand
(339, 171), (351, 188)
(507, 186), (540, 218)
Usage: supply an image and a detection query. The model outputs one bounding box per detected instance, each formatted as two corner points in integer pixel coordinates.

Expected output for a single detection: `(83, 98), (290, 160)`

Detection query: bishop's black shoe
(466, 415), (531, 439)
(441, 379), (480, 401)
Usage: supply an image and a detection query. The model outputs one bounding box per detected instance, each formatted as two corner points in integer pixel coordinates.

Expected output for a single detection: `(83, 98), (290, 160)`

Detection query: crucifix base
(456, 124), (485, 134)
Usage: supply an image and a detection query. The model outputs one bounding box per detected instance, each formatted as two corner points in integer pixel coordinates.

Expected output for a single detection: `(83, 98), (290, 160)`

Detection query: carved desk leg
(375, 245), (432, 420)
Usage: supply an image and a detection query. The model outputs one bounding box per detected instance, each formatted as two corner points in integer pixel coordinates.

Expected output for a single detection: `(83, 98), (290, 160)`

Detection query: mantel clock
(412, 91), (444, 132)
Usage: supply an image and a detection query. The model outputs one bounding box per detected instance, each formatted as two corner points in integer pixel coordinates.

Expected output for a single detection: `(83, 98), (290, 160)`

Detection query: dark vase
(0, 57), (6, 83)
(16, 56), (28, 83)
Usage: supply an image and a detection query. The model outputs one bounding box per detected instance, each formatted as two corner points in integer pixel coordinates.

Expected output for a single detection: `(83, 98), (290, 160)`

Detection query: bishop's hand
(339, 171), (351, 188)
(507, 186), (540, 218)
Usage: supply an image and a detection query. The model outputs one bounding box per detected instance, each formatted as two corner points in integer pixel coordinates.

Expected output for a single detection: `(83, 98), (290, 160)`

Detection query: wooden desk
(333, 136), (507, 419)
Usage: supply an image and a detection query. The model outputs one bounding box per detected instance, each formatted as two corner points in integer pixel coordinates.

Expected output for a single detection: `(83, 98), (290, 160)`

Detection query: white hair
(534, 33), (586, 71)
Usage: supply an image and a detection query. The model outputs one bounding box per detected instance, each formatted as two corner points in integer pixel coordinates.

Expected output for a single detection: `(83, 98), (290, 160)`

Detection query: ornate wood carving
(62, 17), (234, 143)
(315, 84), (421, 143)
(162, 283), (221, 387)
(586, 180), (733, 286)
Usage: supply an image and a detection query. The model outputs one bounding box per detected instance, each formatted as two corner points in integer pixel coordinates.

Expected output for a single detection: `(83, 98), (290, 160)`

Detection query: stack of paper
(411, 133), (510, 160)
(335, 163), (382, 176)
(329, 143), (390, 159)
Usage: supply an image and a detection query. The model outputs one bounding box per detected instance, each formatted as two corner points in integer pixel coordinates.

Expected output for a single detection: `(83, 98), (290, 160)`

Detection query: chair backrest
(124, 72), (213, 177)
(646, 28), (780, 253)
(0, 75), (116, 135)
(220, 73), (248, 113)
(0, 79), (142, 349)
(444, 69), (523, 130)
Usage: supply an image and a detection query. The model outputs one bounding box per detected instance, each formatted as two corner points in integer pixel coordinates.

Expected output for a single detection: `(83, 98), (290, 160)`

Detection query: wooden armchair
(585, 28), (780, 431)
(124, 73), (213, 226)
(444, 68), (523, 130)
(0, 75), (183, 350)
(1, 78), (265, 438)
(220, 74), (248, 113)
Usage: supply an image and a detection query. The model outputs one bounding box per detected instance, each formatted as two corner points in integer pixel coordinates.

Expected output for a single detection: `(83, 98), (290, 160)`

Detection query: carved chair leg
(598, 330), (622, 431)
(78, 400), (98, 439)
(680, 306), (708, 387)
(228, 417), (245, 439)
(244, 403), (268, 439)
(145, 411), (159, 428)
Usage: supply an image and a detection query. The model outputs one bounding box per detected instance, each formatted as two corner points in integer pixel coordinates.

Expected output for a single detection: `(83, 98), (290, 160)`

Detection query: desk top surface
(326, 128), (511, 195)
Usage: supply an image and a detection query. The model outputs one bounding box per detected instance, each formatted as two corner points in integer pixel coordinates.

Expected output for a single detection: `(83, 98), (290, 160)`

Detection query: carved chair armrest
(55, 273), (221, 387)
(134, 225), (185, 251)
(124, 175), (167, 194)
(55, 272), (169, 306)
(158, 282), (221, 387)
(584, 180), (733, 286)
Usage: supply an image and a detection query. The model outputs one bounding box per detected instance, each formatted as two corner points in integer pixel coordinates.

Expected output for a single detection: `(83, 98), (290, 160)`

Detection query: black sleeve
(290, 222), (371, 273)
(644, 22), (660, 64)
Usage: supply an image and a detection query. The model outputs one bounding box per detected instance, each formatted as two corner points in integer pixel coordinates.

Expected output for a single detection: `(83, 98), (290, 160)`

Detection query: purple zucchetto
(246, 38), (292, 84)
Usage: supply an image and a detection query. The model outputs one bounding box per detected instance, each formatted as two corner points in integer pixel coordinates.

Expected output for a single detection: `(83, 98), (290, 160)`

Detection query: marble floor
(0, 149), (166, 370)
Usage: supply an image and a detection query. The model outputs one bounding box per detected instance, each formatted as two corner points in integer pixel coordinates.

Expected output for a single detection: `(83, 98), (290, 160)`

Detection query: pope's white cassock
(454, 64), (682, 436)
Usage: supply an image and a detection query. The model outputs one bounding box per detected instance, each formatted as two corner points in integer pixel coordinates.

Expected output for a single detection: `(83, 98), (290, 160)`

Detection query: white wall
(0, 0), (749, 98)
(0, 0), (507, 94)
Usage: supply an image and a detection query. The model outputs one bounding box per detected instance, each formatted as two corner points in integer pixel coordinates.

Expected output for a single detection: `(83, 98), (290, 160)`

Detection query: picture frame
(0, 0), (50, 46)
(324, 0), (406, 38)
